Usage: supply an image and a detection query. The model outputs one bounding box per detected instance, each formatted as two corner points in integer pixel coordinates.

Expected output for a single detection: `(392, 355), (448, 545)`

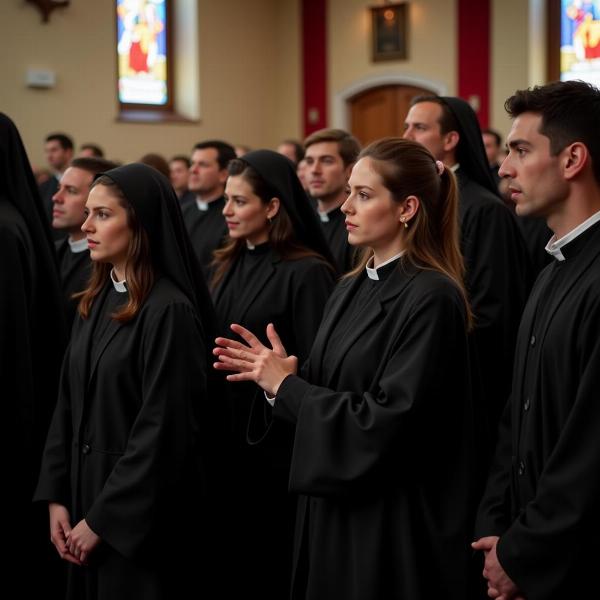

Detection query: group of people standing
(3, 78), (600, 600)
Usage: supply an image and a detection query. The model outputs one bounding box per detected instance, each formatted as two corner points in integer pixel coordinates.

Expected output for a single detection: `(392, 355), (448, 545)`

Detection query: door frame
(332, 73), (448, 130)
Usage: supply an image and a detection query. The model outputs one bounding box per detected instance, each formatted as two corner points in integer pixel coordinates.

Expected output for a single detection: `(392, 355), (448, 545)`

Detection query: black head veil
(0, 113), (65, 297)
(440, 97), (499, 196)
(98, 163), (217, 337)
(241, 150), (335, 265)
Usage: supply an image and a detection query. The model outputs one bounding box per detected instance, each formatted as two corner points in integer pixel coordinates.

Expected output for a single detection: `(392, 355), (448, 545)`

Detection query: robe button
(530, 334), (536, 347)
(524, 397), (531, 411)
(81, 443), (91, 455)
(518, 460), (525, 476)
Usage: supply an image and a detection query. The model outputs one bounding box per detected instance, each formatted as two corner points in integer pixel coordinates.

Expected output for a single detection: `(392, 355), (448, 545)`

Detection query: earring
(401, 217), (408, 229)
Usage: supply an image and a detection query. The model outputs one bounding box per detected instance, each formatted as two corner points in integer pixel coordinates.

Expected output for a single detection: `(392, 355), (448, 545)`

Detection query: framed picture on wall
(371, 3), (408, 62)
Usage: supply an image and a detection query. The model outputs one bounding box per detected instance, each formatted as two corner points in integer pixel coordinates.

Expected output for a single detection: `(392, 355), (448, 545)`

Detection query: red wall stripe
(458, 0), (490, 127)
(302, 0), (327, 136)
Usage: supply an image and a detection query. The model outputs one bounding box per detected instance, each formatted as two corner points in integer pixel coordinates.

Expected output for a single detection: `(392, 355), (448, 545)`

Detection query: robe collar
(68, 236), (89, 253)
(365, 251), (405, 280)
(545, 209), (600, 262)
(110, 269), (128, 293)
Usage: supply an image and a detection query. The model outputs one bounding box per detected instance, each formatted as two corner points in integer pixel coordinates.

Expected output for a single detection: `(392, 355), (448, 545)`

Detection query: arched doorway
(349, 84), (433, 146)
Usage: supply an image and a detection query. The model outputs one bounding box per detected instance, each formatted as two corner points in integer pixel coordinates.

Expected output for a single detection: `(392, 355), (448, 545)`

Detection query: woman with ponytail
(214, 138), (477, 599)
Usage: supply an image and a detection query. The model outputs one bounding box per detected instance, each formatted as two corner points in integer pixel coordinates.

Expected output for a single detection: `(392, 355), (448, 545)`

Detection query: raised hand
(213, 323), (298, 396)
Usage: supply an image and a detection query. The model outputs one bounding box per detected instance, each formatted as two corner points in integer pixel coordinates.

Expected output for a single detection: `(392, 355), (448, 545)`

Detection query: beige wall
(328, 0), (457, 127)
(0, 0), (546, 166)
(0, 0), (301, 167)
(490, 0), (531, 138)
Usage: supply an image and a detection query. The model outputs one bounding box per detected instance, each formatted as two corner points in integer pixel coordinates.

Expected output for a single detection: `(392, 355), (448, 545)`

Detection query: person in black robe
(34, 163), (228, 600)
(52, 157), (118, 325)
(473, 81), (600, 600)
(214, 139), (478, 600)
(210, 149), (335, 600)
(303, 128), (362, 274)
(0, 113), (68, 599)
(515, 215), (553, 277)
(182, 140), (237, 276)
(404, 96), (532, 451)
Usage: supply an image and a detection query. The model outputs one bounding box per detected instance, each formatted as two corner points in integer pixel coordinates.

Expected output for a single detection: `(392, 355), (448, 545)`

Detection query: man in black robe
(52, 156), (118, 324)
(482, 127), (503, 187)
(39, 132), (74, 240)
(0, 113), (68, 598)
(304, 128), (361, 274)
(181, 140), (236, 276)
(404, 96), (532, 447)
(473, 80), (600, 600)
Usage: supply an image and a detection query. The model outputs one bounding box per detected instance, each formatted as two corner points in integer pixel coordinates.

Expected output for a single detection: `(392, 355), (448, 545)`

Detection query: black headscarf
(98, 163), (217, 339)
(0, 113), (65, 295)
(241, 149), (335, 265)
(440, 97), (499, 196)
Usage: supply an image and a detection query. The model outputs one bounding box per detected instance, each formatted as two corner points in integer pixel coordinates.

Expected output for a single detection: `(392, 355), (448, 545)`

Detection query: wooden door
(349, 84), (433, 146)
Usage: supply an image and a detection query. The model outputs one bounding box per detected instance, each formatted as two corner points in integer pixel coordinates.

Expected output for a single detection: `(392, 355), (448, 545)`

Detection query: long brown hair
(347, 137), (472, 328)
(76, 176), (154, 322)
(210, 159), (329, 289)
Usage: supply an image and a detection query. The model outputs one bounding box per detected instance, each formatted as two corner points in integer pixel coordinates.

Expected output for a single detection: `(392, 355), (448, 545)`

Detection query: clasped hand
(213, 323), (298, 397)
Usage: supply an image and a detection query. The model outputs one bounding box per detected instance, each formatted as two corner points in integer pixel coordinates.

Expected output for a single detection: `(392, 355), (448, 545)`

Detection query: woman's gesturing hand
(213, 323), (298, 397)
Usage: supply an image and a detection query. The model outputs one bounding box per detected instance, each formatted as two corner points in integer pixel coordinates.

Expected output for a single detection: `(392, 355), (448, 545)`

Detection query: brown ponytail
(346, 137), (472, 329)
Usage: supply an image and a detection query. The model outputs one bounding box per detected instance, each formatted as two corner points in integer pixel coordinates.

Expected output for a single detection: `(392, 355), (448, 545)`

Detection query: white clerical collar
(110, 269), (128, 293)
(450, 163), (460, 173)
(318, 211), (329, 222)
(544, 209), (600, 262)
(196, 199), (209, 211)
(365, 251), (405, 280)
(68, 236), (89, 253)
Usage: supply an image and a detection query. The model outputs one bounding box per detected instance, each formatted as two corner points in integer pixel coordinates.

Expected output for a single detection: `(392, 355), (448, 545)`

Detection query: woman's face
(342, 157), (405, 253)
(82, 184), (132, 271)
(223, 174), (278, 246)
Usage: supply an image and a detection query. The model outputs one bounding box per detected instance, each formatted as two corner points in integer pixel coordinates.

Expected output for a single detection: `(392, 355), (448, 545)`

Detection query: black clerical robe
(1, 200), (67, 599)
(516, 215), (553, 278)
(475, 220), (600, 600)
(273, 262), (476, 600)
(318, 206), (356, 274)
(55, 238), (92, 325)
(182, 196), (227, 277)
(457, 170), (531, 443)
(212, 246), (335, 600)
(35, 277), (209, 600)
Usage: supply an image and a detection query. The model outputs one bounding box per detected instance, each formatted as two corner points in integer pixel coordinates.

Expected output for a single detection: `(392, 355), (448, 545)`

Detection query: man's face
(44, 140), (72, 172)
(499, 113), (568, 219)
(277, 143), (298, 164)
(169, 159), (189, 192)
(188, 148), (226, 197)
(483, 133), (501, 166)
(304, 141), (351, 201)
(403, 102), (453, 161)
(51, 167), (93, 233)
